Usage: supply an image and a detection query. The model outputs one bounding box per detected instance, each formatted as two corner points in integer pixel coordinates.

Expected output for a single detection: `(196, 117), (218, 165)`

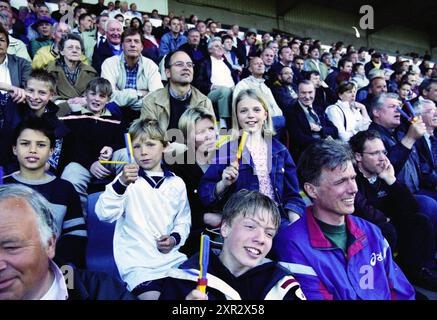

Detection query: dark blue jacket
(199, 137), (305, 217)
(92, 41), (120, 75)
(369, 122), (421, 193)
(285, 100), (339, 162)
(271, 82), (297, 113)
(415, 135), (437, 190)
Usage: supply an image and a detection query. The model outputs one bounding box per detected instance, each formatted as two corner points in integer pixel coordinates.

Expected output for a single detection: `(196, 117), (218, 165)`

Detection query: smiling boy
(95, 118), (191, 300)
(159, 189), (305, 300)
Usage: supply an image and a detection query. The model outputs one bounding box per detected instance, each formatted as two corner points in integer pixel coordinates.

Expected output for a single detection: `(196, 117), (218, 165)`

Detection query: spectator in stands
(229, 24), (242, 48)
(188, 14), (199, 25)
(159, 189), (306, 300)
(95, 118), (191, 300)
(325, 81), (371, 141)
(101, 2), (116, 17)
(95, 14), (109, 49)
(233, 57), (285, 135)
(195, 20), (209, 50)
(271, 66), (298, 112)
(368, 93), (437, 232)
(350, 129), (437, 291)
(141, 50), (214, 140)
(416, 78), (437, 104)
(304, 70), (337, 109)
(365, 52), (383, 77)
(128, 3), (142, 19)
(165, 107), (217, 256)
(398, 81), (413, 101)
(0, 23), (31, 105)
(159, 16), (187, 58)
(2, 117), (87, 268)
(25, 4), (55, 42)
(270, 46), (293, 80)
(0, 10), (30, 61)
(194, 37), (238, 129)
(273, 138), (415, 300)
(304, 45), (328, 80)
(413, 99), (437, 193)
(358, 46), (367, 64)
(47, 33), (97, 115)
(151, 9), (160, 20)
(236, 29), (258, 68)
(92, 18), (123, 75)
(129, 17), (142, 30)
(357, 72), (388, 111)
(0, 70), (68, 175)
(0, 183), (135, 300)
(222, 34), (242, 77)
(142, 20), (160, 64)
(325, 57), (353, 91)
(292, 55), (305, 86)
(29, 16), (54, 58)
(71, 13), (96, 62)
(284, 80), (338, 161)
(351, 62), (369, 90)
(101, 27), (163, 113)
(59, 78), (126, 216)
(260, 47), (277, 85)
(179, 28), (207, 78)
(153, 15), (170, 40)
(199, 88), (305, 224)
(32, 22), (81, 70)
(51, 0), (70, 22)
(267, 40), (279, 63)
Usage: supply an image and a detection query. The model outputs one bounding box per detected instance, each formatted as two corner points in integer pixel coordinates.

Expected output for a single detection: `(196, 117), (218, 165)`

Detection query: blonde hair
(129, 118), (169, 147)
(231, 88), (275, 140)
(178, 107), (217, 142)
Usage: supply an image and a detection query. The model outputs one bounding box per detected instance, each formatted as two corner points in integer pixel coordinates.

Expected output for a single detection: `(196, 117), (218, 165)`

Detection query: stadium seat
(86, 192), (122, 282)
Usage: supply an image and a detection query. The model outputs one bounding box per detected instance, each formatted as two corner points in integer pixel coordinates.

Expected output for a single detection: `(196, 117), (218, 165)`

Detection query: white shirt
(40, 260), (69, 300)
(325, 100), (371, 141)
(233, 76), (283, 117)
(210, 56), (235, 88)
(0, 55), (11, 94)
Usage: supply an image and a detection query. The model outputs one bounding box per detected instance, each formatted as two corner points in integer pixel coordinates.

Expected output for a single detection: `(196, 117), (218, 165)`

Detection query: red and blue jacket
(273, 206), (415, 300)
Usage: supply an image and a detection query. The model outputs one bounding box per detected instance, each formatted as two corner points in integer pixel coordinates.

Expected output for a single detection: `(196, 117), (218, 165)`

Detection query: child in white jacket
(95, 118), (191, 300)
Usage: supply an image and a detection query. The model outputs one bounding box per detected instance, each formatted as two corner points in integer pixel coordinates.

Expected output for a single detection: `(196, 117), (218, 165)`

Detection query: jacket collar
(305, 206), (367, 258)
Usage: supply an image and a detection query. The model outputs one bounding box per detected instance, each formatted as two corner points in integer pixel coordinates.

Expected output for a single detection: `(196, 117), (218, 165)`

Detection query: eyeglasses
(362, 150), (388, 157)
(170, 61), (194, 68)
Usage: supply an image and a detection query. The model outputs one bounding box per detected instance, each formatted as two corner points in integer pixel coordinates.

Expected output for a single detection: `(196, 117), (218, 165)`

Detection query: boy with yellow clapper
(95, 118), (191, 300)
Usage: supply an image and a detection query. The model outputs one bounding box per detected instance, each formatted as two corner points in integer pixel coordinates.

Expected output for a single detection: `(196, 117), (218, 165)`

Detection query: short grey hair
(207, 36), (223, 49)
(104, 18), (123, 32)
(413, 98), (435, 115)
(297, 139), (354, 188)
(0, 184), (57, 247)
(370, 92), (399, 115)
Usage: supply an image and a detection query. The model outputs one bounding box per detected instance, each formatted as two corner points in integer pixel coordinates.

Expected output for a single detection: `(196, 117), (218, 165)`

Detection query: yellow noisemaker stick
(235, 131), (248, 168)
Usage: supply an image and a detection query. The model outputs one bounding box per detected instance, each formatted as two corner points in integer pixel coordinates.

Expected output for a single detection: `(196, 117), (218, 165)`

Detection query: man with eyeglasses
(350, 129), (437, 293)
(101, 28), (163, 117)
(369, 93), (437, 247)
(141, 50), (213, 133)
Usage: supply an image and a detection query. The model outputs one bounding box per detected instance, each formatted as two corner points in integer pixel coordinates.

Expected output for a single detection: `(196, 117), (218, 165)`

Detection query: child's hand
(119, 163), (139, 185)
(90, 161), (111, 179)
(156, 235), (176, 254)
(186, 289), (208, 300)
(8, 86), (27, 103)
(99, 146), (113, 161)
(221, 164), (239, 187)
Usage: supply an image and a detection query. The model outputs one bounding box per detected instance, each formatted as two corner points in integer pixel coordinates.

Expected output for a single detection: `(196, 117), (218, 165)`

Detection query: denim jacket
(199, 136), (305, 217)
